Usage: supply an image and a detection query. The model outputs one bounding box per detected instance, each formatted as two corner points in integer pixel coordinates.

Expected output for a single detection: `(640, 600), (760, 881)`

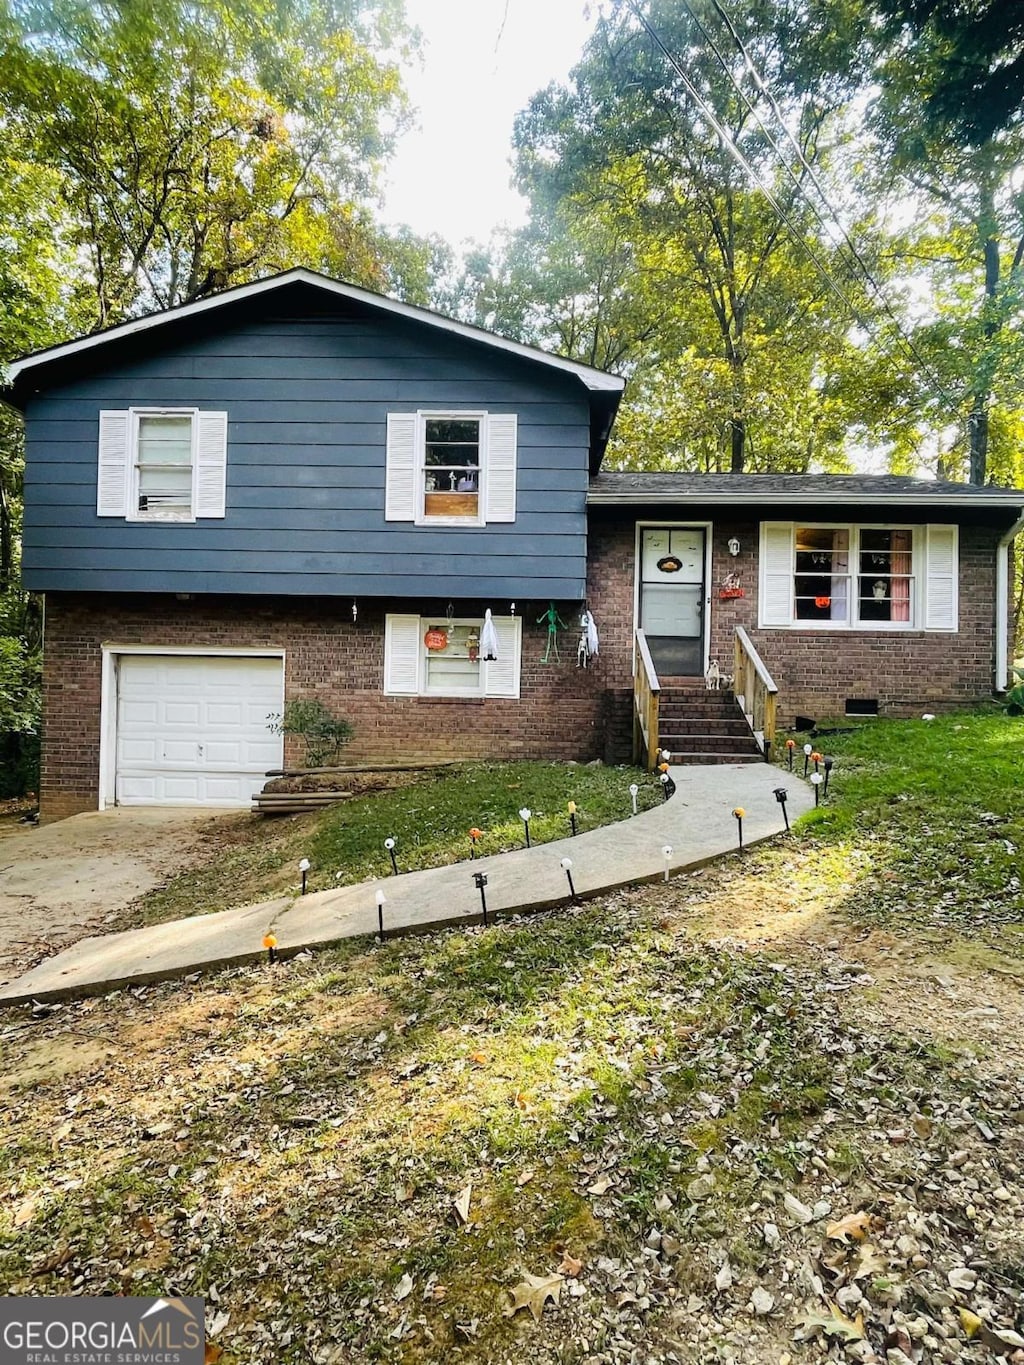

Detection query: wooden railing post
(633, 628), (662, 770)
(733, 626), (779, 758)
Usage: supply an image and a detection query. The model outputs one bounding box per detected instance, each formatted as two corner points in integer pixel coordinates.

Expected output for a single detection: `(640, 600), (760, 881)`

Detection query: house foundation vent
(845, 698), (879, 717)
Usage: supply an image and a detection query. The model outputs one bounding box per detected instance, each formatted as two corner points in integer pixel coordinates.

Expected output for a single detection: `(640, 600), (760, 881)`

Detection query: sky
(380, 0), (600, 245)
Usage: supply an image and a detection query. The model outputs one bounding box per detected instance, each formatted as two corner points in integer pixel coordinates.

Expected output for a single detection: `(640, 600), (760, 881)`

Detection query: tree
(857, 0), (1024, 484)
(0, 0), (413, 325)
(507, 0), (881, 473)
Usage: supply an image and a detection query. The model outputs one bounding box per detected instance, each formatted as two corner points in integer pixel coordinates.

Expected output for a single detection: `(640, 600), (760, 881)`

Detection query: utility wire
(621, 0), (867, 325)
(699, 0), (960, 410)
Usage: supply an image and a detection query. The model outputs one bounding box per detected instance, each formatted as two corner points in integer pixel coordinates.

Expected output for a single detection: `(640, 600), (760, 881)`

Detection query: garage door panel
(116, 655), (284, 807)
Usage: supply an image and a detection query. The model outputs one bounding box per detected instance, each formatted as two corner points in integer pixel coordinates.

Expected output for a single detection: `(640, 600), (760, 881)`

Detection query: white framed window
(97, 408), (228, 520)
(383, 613), (522, 698)
(385, 410), (517, 526)
(760, 522), (958, 632)
(132, 410), (197, 520)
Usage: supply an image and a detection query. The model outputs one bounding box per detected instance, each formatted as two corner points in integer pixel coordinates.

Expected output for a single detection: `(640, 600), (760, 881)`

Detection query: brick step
(660, 704), (743, 721)
(660, 733), (762, 754)
(660, 718), (753, 735)
(670, 752), (765, 765)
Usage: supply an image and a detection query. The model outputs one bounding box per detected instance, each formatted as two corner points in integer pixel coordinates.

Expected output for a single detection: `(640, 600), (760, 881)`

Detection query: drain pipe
(995, 510), (1024, 692)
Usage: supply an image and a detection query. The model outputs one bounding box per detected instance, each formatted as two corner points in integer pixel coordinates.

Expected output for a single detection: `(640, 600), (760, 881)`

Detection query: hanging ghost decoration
(480, 608), (500, 662)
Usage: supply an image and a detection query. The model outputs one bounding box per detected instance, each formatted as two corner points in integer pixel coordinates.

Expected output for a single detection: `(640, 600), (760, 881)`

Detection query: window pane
(424, 622), (483, 693)
(857, 530), (913, 623)
(425, 419), (479, 444)
(138, 416), (192, 465)
(794, 528), (849, 621)
(139, 465), (192, 508)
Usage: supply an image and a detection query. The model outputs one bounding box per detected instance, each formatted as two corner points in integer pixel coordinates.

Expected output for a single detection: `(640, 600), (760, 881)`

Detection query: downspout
(995, 510), (1024, 692)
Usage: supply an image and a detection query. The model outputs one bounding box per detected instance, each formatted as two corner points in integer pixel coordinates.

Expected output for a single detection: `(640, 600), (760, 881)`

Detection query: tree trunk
(969, 211), (1001, 485)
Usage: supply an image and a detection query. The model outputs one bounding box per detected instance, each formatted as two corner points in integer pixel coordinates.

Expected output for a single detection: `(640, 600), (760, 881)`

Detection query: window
(385, 411), (517, 525)
(135, 413), (194, 517)
(383, 613), (522, 698)
(97, 408), (228, 520)
(761, 522), (958, 632)
(423, 418), (481, 520)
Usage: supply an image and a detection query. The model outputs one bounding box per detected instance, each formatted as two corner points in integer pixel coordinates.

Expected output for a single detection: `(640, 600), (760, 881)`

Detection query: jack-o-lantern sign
(424, 627), (448, 651)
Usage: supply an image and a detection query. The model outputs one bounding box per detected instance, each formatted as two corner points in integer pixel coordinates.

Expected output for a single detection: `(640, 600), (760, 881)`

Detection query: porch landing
(0, 764), (813, 1006)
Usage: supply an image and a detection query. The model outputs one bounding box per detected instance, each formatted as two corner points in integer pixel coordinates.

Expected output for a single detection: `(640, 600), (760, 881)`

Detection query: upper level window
(423, 418), (481, 521)
(762, 522), (957, 632)
(385, 410), (517, 525)
(135, 413), (194, 518)
(97, 408), (228, 521)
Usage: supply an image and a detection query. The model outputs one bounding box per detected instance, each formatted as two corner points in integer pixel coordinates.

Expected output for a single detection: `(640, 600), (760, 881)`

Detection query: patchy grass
(125, 761), (659, 929)
(780, 706), (1024, 947)
(3, 713), (1023, 1362)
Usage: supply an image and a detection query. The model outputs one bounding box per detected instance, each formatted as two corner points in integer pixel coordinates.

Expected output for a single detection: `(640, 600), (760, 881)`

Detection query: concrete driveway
(0, 808), (242, 987)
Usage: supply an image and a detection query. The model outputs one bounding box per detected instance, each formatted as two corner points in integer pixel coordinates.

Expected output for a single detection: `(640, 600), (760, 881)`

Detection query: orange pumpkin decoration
(424, 628), (448, 651)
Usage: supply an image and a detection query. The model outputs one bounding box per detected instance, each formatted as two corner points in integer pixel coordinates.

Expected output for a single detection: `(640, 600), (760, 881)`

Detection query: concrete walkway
(0, 764), (813, 1006)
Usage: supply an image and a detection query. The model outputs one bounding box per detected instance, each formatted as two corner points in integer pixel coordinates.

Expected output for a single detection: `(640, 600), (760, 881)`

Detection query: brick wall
(39, 519), (1007, 817)
(585, 514), (1005, 730)
(40, 595), (613, 819)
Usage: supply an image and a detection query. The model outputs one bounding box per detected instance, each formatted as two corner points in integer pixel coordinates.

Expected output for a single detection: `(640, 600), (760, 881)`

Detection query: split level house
(3, 268), (1023, 820)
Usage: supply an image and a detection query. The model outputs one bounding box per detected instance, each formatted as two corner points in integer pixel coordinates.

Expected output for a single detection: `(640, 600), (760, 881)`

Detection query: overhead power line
(623, 0), (960, 417)
(698, 0), (959, 411)
(621, 0), (866, 324)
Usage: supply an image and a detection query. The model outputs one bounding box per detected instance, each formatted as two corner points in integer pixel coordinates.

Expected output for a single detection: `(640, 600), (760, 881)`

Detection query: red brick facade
(585, 515), (1006, 727)
(40, 594), (615, 820)
(40, 516), (1007, 819)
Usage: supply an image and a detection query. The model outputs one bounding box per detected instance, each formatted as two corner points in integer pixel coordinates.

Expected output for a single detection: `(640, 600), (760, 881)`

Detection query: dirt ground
(0, 807), (248, 986)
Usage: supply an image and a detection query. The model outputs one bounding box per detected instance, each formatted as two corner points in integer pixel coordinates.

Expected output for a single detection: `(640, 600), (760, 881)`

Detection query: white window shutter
(97, 411), (130, 516)
(924, 524), (958, 631)
(383, 614), (422, 694)
(483, 616), (522, 698)
(759, 523), (794, 626)
(385, 413), (418, 521)
(195, 411), (228, 518)
(483, 413), (517, 523)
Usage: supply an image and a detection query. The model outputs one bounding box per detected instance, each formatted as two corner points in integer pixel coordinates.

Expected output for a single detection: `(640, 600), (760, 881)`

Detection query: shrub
(267, 699), (354, 768)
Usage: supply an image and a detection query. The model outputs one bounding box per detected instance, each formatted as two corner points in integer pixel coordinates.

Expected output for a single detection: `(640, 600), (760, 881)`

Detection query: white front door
(639, 527), (707, 676)
(115, 654), (284, 806)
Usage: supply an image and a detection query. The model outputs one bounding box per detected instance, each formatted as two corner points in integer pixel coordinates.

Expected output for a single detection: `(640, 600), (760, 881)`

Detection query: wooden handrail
(733, 626), (779, 754)
(634, 628), (662, 770)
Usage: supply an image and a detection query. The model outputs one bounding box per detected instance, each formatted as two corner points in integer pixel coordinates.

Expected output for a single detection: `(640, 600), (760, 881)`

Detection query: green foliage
(1005, 668), (1024, 716)
(267, 698), (354, 768)
(0, 0), (414, 321)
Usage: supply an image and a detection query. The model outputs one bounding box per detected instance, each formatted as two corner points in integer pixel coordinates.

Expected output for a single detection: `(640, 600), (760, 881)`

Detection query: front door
(639, 526), (707, 677)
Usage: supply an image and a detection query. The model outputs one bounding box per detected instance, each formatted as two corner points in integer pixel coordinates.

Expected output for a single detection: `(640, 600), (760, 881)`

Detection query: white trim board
(8, 268), (625, 394)
(98, 645), (286, 810)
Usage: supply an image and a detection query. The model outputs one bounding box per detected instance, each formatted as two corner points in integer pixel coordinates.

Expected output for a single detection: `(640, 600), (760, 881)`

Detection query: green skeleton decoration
(537, 602), (568, 662)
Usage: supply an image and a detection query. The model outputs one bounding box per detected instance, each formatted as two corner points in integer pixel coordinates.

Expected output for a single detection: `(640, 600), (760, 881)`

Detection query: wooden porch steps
(657, 685), (764, 765)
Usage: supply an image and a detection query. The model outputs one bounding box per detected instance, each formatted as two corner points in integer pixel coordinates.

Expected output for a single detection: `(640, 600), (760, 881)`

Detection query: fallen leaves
(796, 1304), (866, 1343)
(503, 1272), (563, 1322)
(826, 1210), (872, 1243)
(452, 1183), (472, 1226)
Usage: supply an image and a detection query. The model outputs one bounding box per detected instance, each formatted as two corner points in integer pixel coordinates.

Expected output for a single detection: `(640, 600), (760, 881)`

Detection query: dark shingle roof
(588, 471), (1024, 506)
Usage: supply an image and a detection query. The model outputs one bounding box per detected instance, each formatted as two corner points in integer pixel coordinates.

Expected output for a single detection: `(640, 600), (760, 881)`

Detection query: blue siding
(21, 312), (592, 599)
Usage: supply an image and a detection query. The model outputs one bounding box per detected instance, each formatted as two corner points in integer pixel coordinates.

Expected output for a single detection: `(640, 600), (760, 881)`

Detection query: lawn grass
(5, 710), (1022, 1362)
(126, 761), (661, 928)
(778, 705), (1024, 945)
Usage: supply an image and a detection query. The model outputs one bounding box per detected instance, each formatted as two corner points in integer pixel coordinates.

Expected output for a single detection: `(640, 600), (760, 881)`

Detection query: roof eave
(587, 489), (1024, 509)
(6, 268), (626, 397)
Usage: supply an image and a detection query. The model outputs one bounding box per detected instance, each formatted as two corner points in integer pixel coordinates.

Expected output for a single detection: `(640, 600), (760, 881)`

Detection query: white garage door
(115, 655), (284, 806)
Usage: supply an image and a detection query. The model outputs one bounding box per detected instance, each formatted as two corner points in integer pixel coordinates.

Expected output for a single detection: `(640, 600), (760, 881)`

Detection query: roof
(588, 471), (1024, 509)
(4, 268), (625, 396)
